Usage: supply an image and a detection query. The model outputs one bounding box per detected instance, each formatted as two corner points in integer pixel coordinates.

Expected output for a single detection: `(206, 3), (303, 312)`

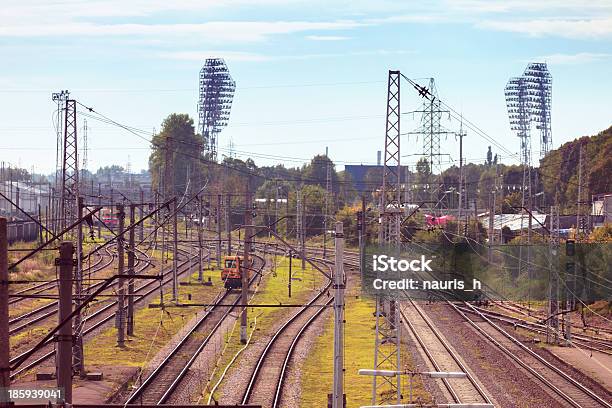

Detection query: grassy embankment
(83, 266), (222, 373)
(300, 282), (431, 406)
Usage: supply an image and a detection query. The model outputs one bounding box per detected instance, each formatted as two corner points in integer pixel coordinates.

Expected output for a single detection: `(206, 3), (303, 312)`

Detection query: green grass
(300, 285), (431, 406)
(83, 267), (223, 371)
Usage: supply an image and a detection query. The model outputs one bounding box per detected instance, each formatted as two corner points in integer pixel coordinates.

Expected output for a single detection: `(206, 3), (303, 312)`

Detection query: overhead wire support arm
(400, 73), (433, 101)
(9, 206), (103, 271)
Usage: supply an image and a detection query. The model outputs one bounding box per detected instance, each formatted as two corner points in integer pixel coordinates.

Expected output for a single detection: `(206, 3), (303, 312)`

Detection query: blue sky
(1, 0), (611, 174)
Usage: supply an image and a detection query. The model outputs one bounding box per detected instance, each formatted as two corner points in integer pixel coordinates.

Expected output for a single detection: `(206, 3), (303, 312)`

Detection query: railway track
(9, 245), (203, 379)
(400, 300), (493, 406)
(497, 301), (612, 338)
(456, 303), (612, 356)
(8, 247), (111, 307)
(8, 246), (151, 336)
(240, 258), (333, 408)
(125, 254), (266, 405)
(449, 301), (612, 408)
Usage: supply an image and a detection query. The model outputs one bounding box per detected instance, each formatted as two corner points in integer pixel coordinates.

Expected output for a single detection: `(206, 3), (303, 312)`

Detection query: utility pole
(57, 241), (74, 404)
(0, 218), (9, 402)
(241, 178), (253, 344)
(324, 147), (332, 259)
(576, 144), (588, 239)
(488, 189), (494, 262)
(116, 205), (126, 347)
(127, 204), (135, 336)
(226, 194), (232, 256)
(139, 187), (145, 242)
(457, 123), (465, 235)
(373, 69), (402, 406)
(172, 199), (178, 301)
(274, 181), (279, 234)
(198, 196), (203, 281)
(332, 222), (345, 408)
(73, 197), (85, 376)
(359, 196), (366, 274)
(288, 249), (292, 298)
(59, 98), (78, 234)
(297, 190), (306, 270)
(97, 183), (102, 238)
(547, 205), (560, 344)
(217, 194), (222, 267)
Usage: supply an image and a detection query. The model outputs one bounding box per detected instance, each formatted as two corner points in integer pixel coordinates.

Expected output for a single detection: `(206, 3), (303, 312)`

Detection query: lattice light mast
(197, 58), (236, 162)
(505, 76), (531, 166)
(505, 62), (553, 161)
(524, 62), (552, 158)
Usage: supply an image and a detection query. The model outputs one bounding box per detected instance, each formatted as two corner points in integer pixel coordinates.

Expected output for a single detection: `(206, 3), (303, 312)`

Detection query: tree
(148, 114), (207, 198)
(302, 154), (338, 191)
(486, 146), (492, 166)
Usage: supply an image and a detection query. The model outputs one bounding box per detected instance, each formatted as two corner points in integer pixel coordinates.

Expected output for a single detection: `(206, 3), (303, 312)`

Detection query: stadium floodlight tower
(524, 62), (552, 158)
(505, 76), (531, 166)
(197, 58), (236, 161)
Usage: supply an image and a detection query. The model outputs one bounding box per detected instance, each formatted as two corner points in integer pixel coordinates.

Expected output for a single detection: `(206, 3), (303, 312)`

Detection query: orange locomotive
(221, 255), (252, 289)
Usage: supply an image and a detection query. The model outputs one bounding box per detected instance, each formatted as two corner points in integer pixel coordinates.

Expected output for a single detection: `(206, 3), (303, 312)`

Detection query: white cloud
(160, 48), (412, 62)
(534, 52), (612, 64)
(478, 17), (612, 39)
(445, 0), (612, 15)
(0, 20), (367, 41)
(306, 35), (351, 41)
(159, 50), (271, 62)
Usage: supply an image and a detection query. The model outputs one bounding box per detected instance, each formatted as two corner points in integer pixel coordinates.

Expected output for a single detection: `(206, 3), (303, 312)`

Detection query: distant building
(0, 181), (50, 215)
(592, 193), (612, 224)
(344, 164), (410, 195)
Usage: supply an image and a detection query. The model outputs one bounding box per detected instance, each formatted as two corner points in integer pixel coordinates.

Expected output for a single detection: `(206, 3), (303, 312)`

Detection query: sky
(1, 0), (611, 175)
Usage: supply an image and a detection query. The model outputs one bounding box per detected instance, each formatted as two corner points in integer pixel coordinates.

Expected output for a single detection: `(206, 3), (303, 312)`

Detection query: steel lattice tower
(408, 79), (450, 208)
(379, 71), (402, 246)
(505, 76), (532, 165)
(55, 95), (86, 375)
(197, 58), (236, 162)
(372, 70), (402, 406)
(60, 99), (79, 230)
(524, 63), (552, 158)
(420, 79), (450, 173)
(505, 62), (553, 161)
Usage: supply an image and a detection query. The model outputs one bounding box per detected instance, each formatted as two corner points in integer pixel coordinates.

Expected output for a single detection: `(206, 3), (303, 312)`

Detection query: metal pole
(216, 194), (222, 267)
(127, 204), (135, 336)
(285, 191), (290, 238)
(241, 179), (252, 344)
(360, 196), (366, 274)
(274, 182), (279, 234)
(458, 131), (464, 235)
(172, 199), (178, 301)
(332, 221), (345, 408)
(38, 204), (43, 245)
(73, 196), (85, 375)
(57, 241), (73, 404)
(198, 195), (203, 281)
(488, 190), (494, 262)
(97, 183), (102, 238)
(226, 194), (232, 256)
(116, 204), (126, 346)
(288, 249), (292, 298)
(139, 187), (145, 243)
(0, 218), (9, 401)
